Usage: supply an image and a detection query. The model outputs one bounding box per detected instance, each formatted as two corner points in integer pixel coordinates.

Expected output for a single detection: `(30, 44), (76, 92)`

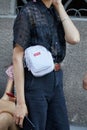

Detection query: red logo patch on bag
(34, 52), (41, 56)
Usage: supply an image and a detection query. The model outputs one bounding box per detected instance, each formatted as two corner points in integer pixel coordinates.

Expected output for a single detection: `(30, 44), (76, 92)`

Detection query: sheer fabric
(13, 0), (66, 63)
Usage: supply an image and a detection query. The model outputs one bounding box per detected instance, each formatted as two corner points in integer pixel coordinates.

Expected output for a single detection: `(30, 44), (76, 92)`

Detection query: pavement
(70, 125), (87, 130)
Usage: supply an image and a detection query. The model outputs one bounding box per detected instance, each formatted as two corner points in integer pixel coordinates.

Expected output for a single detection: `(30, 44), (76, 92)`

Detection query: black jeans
(23, 69), (70, 130)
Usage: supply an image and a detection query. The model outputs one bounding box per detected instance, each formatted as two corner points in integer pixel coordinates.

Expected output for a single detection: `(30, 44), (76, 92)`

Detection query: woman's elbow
(13, 48), (24, 64)
(66, 33), (80, 45)
(70, 37), (80, 44)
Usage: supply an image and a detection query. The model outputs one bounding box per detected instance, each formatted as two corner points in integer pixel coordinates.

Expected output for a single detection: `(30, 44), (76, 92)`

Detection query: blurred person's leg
(0, 112), (19, 130)
(0, 112), (13, 130)
(0, 99), (15, 115)
(0, 99), (19, 130)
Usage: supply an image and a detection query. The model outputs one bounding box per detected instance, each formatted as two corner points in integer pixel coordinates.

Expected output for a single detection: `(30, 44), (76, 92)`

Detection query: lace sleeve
(13, 7), (31, 50)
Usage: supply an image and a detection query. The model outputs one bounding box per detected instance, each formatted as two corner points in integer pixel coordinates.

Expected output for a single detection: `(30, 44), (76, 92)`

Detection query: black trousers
(23, 69), (70, 130)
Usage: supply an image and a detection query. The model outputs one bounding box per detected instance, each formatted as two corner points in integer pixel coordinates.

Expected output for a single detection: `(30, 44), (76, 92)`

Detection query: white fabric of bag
(24, 45), (54, 77)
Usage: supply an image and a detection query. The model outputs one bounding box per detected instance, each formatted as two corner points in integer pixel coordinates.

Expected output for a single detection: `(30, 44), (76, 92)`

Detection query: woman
(0, 65), (19, 130)
(13, 0), (80, 130)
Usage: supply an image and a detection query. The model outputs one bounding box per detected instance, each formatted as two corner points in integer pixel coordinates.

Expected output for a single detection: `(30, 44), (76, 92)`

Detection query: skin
(0, 113), (19, 130)
(83, 73), (87, 90)
(1, 78), (16, 101)
(0, 78), (15, 114)
(0, 99), (15, 114)
(0, 75), (19, 130)
(13, 0), (80, 128)
(1, 79), (13, 100)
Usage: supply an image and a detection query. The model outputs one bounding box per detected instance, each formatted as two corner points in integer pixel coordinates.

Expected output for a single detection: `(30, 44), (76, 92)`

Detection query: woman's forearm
(54, 2), (80, 44)
(13, 47), (25, 105)
(13, 45), (28, 127)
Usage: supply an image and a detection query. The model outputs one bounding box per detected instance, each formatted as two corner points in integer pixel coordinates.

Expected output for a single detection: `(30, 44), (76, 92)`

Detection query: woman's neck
(41, 0), (52, 8)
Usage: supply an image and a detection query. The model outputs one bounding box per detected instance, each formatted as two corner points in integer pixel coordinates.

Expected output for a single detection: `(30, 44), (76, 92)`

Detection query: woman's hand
(14, 103), (28, 128)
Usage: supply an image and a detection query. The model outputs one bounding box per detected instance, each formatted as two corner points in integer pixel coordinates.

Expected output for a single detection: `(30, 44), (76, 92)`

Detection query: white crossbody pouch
(24, 45), (54, 77)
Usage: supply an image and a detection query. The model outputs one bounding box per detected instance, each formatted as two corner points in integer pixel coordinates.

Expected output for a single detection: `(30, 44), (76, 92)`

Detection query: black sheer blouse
(13, 0), (66, 63)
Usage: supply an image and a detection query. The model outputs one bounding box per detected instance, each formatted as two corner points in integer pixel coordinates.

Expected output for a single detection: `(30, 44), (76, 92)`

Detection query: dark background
(17, 0), (87, 16)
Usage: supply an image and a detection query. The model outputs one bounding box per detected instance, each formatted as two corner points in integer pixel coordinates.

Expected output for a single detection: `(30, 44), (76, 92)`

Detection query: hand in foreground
(14, 103), (28, 128)
(0, 99), (15, 115)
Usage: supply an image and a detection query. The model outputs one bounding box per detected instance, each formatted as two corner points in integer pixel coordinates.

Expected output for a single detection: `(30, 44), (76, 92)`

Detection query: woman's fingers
(14, 114), (24, 127)
(19, 116), (24, 128)
(14, 103), (28, 128)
